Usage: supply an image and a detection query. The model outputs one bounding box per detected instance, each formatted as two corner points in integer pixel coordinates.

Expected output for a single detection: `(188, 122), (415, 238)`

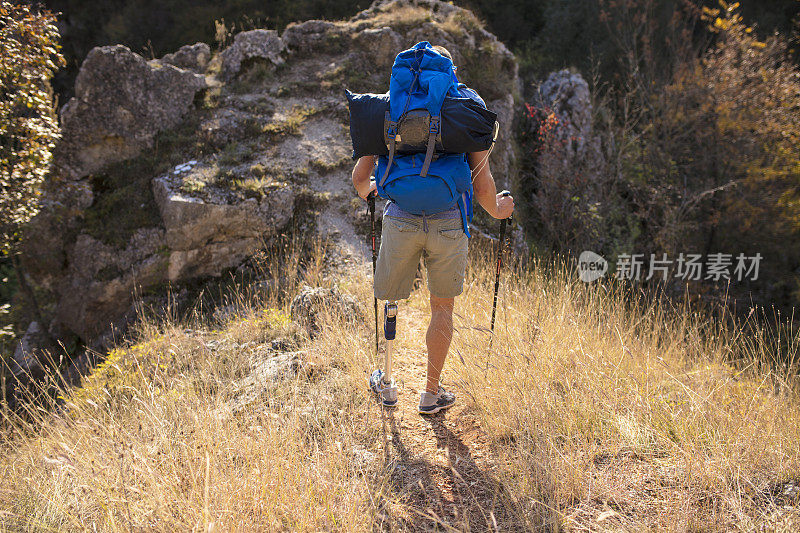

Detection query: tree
(0, 1), (64, 329)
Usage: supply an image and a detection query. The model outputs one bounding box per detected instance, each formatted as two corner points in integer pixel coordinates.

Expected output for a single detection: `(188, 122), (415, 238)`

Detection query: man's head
(432, 45), (453, 63)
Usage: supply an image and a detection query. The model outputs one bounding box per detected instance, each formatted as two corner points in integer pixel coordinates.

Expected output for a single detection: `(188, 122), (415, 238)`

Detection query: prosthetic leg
(369, 301), (399, 407)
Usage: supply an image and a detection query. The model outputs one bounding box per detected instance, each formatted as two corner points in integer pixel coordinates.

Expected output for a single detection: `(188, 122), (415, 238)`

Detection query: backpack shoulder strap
(419, 115), (439, 177)
(379, 111), (398, 187)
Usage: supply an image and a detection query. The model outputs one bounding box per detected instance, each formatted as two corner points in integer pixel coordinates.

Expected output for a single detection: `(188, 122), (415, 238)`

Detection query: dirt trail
(367, 302), (523, 532)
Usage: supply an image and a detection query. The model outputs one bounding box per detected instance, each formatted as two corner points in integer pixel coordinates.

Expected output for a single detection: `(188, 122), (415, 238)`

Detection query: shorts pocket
(439, 227), (464, 240)
(386, 217), (420, 233)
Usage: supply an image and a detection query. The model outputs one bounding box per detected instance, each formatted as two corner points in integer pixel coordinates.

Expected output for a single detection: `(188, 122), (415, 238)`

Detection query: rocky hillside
(17, 0), (519, 366)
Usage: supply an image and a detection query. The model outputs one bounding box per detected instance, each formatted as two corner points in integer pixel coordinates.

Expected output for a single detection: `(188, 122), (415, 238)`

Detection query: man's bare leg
(426, 294), (454, 394)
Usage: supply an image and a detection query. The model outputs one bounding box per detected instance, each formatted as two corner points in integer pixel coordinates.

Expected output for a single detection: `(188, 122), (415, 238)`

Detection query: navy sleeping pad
(346, 90), (497, 159)
(346, 91), (390, 158)
(440, 97), (497, 153)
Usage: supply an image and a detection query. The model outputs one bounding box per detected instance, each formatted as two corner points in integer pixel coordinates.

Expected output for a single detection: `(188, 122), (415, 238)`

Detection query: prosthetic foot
(369, 301), (398, 408)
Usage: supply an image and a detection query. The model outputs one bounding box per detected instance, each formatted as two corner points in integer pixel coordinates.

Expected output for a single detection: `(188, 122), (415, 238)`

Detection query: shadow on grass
(373, 406), (558, 532)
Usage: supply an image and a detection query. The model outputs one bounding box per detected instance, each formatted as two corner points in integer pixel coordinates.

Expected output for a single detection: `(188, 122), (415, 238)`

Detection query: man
(351, 47), (514, 414)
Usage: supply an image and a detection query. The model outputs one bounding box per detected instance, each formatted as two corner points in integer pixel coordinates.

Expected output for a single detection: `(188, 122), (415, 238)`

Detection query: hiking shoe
(418, 387), (455, 414)
(369, 369), (398, 408)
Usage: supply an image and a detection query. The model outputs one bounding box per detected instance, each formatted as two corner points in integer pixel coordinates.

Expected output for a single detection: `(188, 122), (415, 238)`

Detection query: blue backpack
(376, 42), (479, 236)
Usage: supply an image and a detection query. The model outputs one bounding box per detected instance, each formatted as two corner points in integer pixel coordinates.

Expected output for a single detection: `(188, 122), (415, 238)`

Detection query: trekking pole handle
(499, 190), (513, 227)
(499, 189), (512, 218)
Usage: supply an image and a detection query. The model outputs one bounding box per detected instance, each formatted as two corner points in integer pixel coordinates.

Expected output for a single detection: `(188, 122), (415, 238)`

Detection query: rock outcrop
(537, 69), (593, 163)
(54, 230), (166, 341)
(290, 286), (362, 337)
(56, 45), (207, 180)
(9, 322), (52, 380)
(23, 0), (521, 353)
(219, 29), (286, 81)
(352, 27), (403, 68)
(161, 42), (211, 73)
(153, 173), (295, 281)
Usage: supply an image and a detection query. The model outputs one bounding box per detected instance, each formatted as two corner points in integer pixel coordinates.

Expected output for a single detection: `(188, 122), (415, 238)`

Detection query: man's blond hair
(432, 45), (453, 62)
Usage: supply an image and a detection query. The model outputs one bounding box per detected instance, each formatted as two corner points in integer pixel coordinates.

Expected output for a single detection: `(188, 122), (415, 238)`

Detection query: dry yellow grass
(451, 253), (800, 530)
(355, 5), (433, 32)
(1, 241), (799, 531)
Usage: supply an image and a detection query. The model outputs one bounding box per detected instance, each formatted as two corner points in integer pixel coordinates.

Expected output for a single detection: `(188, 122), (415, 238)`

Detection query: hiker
(351, 44), (514, 414)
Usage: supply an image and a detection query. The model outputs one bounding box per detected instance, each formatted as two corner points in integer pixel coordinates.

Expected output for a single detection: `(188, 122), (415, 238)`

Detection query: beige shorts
(374, 215), (468, 301)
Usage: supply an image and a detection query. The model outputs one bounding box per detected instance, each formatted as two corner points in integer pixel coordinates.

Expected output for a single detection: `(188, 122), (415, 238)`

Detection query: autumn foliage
(0, 1), (64, 254)
(522, 0), (800, 310)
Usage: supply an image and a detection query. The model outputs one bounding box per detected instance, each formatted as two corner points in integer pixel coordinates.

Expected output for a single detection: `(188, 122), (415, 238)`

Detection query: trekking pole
(366, 191), (398, 408)
(489, 191), (512, 352)
(368, 191), (378, 360)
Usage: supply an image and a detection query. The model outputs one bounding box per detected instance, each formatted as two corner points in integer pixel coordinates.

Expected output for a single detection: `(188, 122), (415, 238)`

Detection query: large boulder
(487, 93), (517, 190)
(152, 172), (295, 281)
(536, 69), (593, 162)
(55, 229), (168, 340)
(281, 21), (343, 53)
(161, 42), (211, 73)
(353, 27), (403, 68)
(56, 45), (207, 180)
(20, 179), (94, 287)
(10, 322), (52, 380)
(219, 30), (285, 81)
(290, 286), (362, 337)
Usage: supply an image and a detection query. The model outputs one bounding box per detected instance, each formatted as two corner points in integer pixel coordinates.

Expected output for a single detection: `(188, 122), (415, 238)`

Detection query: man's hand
(495, 192), (514, 219)
(358, 179), (377, 200)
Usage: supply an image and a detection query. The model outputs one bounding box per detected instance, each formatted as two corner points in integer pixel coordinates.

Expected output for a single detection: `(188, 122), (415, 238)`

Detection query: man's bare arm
(469, 150), (514, 219)
(352, 156), (377, 199)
